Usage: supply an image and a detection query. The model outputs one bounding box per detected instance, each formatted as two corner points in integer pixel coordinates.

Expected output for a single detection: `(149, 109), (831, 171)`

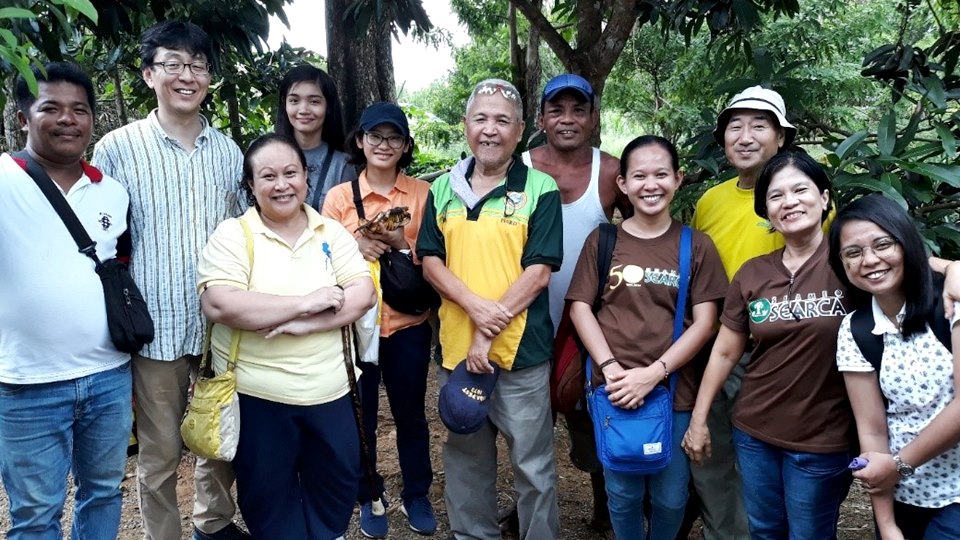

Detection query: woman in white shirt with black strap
(830, 194), (960, 540)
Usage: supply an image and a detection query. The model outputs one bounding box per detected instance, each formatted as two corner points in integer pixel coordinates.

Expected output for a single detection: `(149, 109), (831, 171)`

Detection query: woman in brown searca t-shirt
(682, 151), (855, 539)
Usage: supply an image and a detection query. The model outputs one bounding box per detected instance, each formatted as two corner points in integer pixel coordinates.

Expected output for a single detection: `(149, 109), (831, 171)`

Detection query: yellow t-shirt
(197, 206), (370, 406)
(692, 177), (835, 280)
(692, 177), (783, 280)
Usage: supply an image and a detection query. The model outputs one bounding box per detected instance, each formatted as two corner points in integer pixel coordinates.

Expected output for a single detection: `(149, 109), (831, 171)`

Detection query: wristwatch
(892, 454), (915, 477)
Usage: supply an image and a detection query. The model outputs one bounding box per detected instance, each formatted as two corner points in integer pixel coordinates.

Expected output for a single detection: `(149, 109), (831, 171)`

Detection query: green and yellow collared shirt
(417, 158), (562, 371)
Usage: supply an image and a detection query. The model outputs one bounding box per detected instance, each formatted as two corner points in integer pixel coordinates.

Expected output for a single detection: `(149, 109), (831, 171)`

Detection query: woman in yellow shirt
(198, 133), (375, 539)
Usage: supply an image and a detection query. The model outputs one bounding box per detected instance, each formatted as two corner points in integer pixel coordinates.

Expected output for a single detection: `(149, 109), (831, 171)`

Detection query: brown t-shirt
(566, 220), (728, 410)
(722, 240), (854, 453)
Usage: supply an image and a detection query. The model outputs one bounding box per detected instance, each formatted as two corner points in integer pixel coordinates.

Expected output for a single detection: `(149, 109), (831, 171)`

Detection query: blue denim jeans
(358, 321), (433, 504)
(894, 501), (960, 539)
(603, 411), (692, 540)
(0, 362), (133, 540)
(733, 428), (852, 540)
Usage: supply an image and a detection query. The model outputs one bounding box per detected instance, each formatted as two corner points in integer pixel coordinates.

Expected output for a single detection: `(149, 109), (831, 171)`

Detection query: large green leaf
(0, 8), (35, 20)
(921, 75), (946, 109)
(834, 130), (868, 161)
(57, 0), (97, 24)
(834, 174), (908, 209)
(877, 109), (896, 157)
(936, 123), (958, 159)
(899, 163), (960, 188)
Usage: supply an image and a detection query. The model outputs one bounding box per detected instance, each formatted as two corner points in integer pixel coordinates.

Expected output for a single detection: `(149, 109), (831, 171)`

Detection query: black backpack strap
(594, 223), (617, 313)
(928, 274), (953, 352)
(850, 307), (883, 372)
(350, 177), (365, 220)
(12, 150), (101, 265)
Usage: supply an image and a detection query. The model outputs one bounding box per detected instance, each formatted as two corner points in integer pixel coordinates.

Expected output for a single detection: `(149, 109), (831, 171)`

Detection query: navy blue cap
(359, 102), (410, 138)
(439, 361), (500, 434)
(541, 74), (594, 105)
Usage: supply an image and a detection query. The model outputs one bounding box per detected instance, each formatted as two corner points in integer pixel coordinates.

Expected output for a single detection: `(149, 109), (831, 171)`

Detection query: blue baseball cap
(439, 361), (500, 434)
(541, 74), (594, 106)
(359, 102), (410, 138)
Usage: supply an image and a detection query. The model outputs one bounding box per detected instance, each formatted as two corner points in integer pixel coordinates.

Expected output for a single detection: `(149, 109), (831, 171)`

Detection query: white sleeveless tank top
(522, 148), (607, 332)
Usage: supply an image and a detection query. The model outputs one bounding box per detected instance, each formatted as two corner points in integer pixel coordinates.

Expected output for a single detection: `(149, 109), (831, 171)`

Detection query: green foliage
(406, 147), (458, 180)
(345, 0), (432, 38)
(823, 15), (960, 258)
(0, 0), (99, 98)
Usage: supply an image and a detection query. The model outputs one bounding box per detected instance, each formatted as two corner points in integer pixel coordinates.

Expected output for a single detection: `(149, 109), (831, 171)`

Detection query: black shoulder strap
(309, 147), (337, 210)
(929, 275), (953, 352)
(350, 177), (365, 220)
(850, 307), (884, 372)
(12, 150), (101, 265)
(593, 223), (617, 313)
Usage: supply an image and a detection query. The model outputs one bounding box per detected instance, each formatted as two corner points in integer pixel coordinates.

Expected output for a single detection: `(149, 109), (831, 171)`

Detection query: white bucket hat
(713, 85), (797, 146)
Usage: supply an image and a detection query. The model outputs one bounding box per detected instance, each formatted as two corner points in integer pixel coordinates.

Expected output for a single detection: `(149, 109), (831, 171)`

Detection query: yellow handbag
(180, 217), (253, 461)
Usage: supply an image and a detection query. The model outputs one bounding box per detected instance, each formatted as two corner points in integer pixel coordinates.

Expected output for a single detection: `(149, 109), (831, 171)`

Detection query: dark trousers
(358, 321), (433, 504)
(233, 393), (360, 540)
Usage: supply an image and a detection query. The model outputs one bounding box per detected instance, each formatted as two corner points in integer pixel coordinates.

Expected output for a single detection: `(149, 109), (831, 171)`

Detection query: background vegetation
(2, 0), (958, 256)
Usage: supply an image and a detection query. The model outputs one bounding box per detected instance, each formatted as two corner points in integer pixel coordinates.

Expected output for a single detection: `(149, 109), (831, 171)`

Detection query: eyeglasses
(151, 61), (211, 76)
(363, 132), (406, 149)
(839, 236), (899, 264)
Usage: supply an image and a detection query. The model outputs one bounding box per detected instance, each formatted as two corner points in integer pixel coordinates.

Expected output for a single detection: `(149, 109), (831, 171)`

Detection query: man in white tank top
(517, 74), (628, 533)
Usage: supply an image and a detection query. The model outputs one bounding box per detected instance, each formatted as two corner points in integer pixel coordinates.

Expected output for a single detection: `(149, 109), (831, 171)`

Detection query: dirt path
(0, 368), (877, 539)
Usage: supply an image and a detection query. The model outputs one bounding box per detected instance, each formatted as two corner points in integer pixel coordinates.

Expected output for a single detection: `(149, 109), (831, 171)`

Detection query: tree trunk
(327, 0), (396, 134)
(522, 0), (541, 132)
(3, 87), (23, 153)
(113, 69), (128, 126)
(221, 81), (242, 143)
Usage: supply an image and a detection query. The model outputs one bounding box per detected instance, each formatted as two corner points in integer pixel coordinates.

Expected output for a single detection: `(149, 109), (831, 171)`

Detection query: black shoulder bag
(351, 178), (440, 315)
(15, 152), (154, 353)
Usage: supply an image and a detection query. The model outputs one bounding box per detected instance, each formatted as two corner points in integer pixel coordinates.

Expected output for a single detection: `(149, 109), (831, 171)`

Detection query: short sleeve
(416, 189), (446, 261)
(720, 269), (750, 334)
(565, 227), (601, 305)
(520, 187), (563, 270)
(953, 302), (960, 328)
(690, 232), (728, 306)
(321, 182), (349, 222)
(91, 136), (119, 181)
(324, 218), (370, 286)
(197, 218), (250, 293)
(836, 314), (874, 372)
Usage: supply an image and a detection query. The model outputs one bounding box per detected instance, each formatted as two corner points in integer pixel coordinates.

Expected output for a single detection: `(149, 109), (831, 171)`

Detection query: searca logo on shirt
(748, 289), (846, 324)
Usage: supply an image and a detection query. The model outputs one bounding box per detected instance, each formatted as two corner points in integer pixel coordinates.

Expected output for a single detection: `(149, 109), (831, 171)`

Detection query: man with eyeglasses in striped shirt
(92, 20), (247, 540)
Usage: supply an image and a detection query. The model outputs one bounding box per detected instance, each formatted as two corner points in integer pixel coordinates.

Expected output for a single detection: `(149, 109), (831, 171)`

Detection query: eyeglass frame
(839, 236), (900, 265)
(150, 60), (212, 76)
(363, 131), (407, 150)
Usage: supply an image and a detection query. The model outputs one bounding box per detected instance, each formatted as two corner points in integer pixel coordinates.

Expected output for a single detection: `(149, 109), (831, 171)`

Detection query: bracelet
(658, 359), (670, 380)
(599, 358), (619, 370)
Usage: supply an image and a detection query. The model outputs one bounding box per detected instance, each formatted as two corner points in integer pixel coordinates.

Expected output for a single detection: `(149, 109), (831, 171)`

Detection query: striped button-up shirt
(92, 110), (244, 361)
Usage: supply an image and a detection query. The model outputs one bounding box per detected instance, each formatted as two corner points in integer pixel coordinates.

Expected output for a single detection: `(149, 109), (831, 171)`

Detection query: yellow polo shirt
(197, 206), (370, 406)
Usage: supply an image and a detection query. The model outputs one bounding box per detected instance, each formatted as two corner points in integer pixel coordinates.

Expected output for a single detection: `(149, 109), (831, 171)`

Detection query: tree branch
(508, 0), (576, 66)
(589, 0), (643, 75)
(918, 199), (960, 214)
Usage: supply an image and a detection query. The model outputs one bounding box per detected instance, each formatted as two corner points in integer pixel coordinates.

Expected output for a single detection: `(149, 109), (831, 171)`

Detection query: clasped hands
(601, 363), (660, 410)
(259, 286), (345, 339)
(463, 296), (513, 374)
